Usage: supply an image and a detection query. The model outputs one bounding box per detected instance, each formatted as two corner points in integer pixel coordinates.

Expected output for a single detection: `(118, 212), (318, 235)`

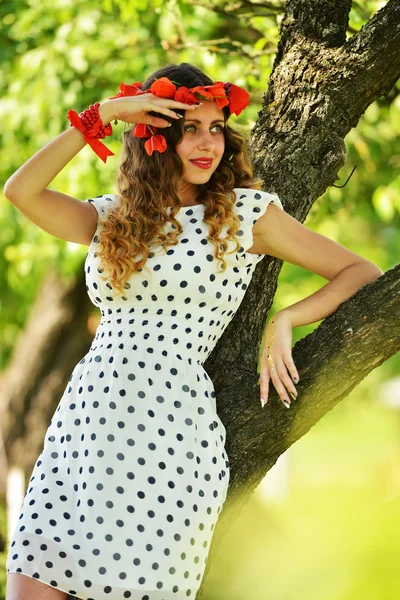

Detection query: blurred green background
(0, 1), (399, 598)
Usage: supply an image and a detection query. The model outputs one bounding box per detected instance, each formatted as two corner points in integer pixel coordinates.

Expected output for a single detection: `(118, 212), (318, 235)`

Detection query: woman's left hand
(258, 311), (299, 408)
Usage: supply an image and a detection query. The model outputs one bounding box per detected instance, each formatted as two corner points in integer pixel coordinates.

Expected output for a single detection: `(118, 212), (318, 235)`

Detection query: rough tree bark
(197, 0), (400, 596)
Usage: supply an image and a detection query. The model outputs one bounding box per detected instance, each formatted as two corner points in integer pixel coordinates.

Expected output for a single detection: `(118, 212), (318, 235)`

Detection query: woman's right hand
(98, 94), (200, 128)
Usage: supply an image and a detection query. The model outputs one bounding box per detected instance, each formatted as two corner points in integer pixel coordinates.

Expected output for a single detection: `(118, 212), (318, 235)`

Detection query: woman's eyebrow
(184, 118), (225, 124)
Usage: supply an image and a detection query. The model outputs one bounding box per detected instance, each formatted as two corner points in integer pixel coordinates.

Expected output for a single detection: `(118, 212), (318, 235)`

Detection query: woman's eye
(184, 124), (224, 132)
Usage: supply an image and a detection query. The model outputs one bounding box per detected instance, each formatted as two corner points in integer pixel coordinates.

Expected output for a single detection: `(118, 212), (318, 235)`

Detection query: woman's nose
(198, 130), (215, 151)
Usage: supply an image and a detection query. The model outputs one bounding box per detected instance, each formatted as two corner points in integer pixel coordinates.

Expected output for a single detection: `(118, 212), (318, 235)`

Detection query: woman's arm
(253, 202), (383, 408)
(258, 260), (383, 409)
(3, 101), (115, 245)
(251, 202), (383, 327)
(277, 261), (382, 328)
(3, 102), (114, 201)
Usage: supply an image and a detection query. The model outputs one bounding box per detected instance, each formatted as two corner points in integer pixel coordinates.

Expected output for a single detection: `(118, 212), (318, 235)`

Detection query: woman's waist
(95, 310), (214, 365)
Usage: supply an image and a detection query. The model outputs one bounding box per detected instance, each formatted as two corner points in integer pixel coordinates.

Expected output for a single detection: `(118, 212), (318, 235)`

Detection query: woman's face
(175, 100), (226, 198)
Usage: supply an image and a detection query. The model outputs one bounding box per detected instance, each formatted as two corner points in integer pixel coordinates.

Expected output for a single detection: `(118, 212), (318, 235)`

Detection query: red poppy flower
(132, 123), (153, 138)
(144, 134), (168, 156)
(190, 86), (215, 102)
(109, 82), (144, 100)
(203, 83), (229, 109)
(174, 86), (198, 105)
(225, 83), (250, 116)
(149, 77), (176, 98)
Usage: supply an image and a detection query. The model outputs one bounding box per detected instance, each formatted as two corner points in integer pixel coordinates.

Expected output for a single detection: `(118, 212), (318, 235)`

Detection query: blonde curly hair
(97, 63), (262, 295)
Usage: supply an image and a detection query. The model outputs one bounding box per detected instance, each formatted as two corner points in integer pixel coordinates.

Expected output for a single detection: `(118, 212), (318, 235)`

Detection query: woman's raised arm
(3, 102), (116, 246)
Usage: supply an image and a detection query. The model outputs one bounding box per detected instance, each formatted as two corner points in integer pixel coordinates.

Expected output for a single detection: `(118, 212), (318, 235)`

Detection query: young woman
(4, 62), (382, 600)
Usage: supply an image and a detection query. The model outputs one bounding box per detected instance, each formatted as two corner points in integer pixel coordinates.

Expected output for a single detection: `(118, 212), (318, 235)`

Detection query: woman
(4, 62), (383, 600)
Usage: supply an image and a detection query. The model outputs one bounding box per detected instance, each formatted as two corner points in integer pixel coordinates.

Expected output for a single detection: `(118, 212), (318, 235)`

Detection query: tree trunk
(197, 0), (400, 595)
(0, 269), (94, 482)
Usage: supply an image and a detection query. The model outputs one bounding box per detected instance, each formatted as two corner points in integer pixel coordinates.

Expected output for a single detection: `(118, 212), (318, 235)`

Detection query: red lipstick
(189, 159), (213, 169)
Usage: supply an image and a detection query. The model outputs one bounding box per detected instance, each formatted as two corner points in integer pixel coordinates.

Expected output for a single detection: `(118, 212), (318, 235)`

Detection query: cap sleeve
(84, 194), (116, 221)
(233, 188), (284, 263)
(83, 194), (116, 250)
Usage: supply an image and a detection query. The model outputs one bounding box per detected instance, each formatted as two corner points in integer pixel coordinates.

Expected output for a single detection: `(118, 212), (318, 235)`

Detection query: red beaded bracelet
(66, 102), (115, 164)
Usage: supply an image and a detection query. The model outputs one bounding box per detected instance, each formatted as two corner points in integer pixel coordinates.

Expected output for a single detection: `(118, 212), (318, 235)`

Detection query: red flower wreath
(67, 77), (250, 162)
(109, 76), (250, 156)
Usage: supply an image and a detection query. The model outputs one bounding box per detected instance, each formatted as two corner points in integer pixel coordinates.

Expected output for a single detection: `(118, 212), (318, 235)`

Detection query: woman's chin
(183, 171), (215, 185)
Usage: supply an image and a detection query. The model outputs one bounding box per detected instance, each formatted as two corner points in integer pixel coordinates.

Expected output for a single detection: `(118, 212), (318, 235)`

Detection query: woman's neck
(166, 182), (201, 207)
(179, 182), (200, 206)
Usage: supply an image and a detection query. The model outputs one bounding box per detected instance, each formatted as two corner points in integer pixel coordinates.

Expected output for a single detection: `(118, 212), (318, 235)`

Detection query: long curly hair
(97, 62), (263, 295)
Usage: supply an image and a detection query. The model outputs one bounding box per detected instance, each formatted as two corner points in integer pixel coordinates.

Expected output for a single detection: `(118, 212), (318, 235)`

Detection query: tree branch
(167, 37), (276, 59)
(187, 0), (285, 16)
(342, 0), (400, 118)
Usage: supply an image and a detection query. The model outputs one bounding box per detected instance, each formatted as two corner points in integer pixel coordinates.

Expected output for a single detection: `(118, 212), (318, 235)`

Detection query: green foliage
(0, 4), (399, 597)
(0, 0), (398, 371)
(0, 0), (400, 368)
(0, 0), (279, 368)
(0, 0), (400, 369)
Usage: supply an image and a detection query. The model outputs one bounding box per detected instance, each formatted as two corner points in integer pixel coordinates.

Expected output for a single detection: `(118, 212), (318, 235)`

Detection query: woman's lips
(189, 159), (213, 169)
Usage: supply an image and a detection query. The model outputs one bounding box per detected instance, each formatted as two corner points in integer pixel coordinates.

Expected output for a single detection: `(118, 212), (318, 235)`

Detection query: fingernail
(289, 392), (297, 401)
(166, 122), (172, 127)
(176, 113), (184, 118)
(283, 399), (291, 409)
(261, 397), (265, 408)
(293, 377), (299, 384)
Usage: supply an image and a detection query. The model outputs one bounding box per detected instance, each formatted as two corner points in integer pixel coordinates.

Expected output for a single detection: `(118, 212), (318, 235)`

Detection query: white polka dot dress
(6, 188), (284, 600)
